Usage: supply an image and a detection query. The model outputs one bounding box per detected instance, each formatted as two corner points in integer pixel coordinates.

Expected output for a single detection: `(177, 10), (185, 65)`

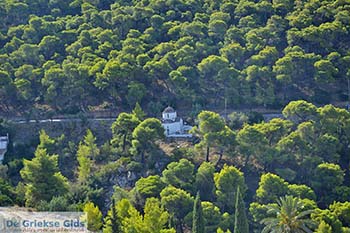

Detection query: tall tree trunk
(206, 146), (210, 162)
(244, 154), (251, 168)
(215, 149), (224, 167)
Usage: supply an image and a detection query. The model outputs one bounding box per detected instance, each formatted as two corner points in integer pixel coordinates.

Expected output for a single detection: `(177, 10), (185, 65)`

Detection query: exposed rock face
(109, 171), (139, 188)
(102, 158), (170, 213)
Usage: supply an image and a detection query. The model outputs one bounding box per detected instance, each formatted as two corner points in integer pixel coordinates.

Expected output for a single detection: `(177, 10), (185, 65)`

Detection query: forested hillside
(0, 0), (350, 116)
(1, 101), (350, 232)
(1, 0), (350, 233)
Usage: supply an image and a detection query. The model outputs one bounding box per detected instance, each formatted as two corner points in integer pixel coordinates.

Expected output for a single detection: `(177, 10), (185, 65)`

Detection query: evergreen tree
(82, 129), (100, 160)
(191, 111), (227, 162)
(111, 199), (121, 233)
(193, 192), (205, 233)
(315, 221), (332, 233)
(234, 187), (249, 233)
(214, 164), (247, 213)
(77, 130), (99, 183)
(20, 147), (68, 207)
(83, 201), (103, 232)
(77, 145), (92, 184)
(132, 102), (146, 121)
(103, 199), (121, 233)
(0, 178), (15, 206)
(121, 197), (173, 232)
(111, 113), (140, 152)
(37, 130), (55, 153)
(161, 186), (194, 232)
(131, 118), (164, 164)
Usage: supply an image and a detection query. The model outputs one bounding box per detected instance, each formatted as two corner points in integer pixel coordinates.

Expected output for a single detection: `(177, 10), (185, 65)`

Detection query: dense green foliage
(234, 187), (249, 233)
(83, 201), (103, 232)
(0, 0), (350, 232)
(20, 133), (68, 207)
(0, 0), (349, 117)
(192, 192), (205, 233)
(261, 196), (315, 233)
(0, 101), (347, 232)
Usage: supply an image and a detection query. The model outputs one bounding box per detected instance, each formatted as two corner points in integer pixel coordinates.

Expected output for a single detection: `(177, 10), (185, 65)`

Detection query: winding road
(7, 112), (284, 125)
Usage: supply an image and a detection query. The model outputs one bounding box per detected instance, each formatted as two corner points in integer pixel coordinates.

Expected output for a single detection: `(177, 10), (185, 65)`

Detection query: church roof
(163, 106), (175, 113)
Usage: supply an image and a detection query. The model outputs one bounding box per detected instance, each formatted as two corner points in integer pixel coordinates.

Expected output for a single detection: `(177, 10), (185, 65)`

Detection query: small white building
(161, 107), (192, 138)
(0, 134), (9, 162)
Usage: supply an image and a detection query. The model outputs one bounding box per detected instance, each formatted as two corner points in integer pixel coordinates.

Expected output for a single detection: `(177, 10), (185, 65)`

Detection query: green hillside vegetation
(0, 0), (349, 117)
(1, 0), (350, 232)
(1, 101), (350, 232)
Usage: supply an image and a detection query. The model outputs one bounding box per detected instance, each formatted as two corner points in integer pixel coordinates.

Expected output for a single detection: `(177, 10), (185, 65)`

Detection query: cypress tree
(103, 199), (121, 233)
(234, 187), (249, 233)
(111, 199), (121, 233)
(192, 192), (205, 233)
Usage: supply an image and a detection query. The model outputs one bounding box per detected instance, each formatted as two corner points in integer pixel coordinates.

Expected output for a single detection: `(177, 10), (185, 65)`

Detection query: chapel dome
(163, 106), (175, 113)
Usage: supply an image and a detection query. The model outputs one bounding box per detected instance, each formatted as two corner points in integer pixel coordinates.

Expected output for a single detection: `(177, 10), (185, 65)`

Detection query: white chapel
(161, 106), (192, 137)
(0, 134), (9, 163)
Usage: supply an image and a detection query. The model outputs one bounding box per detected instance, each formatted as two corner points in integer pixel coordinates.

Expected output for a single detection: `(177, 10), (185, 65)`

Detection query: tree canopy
(0, 0), (349, 116)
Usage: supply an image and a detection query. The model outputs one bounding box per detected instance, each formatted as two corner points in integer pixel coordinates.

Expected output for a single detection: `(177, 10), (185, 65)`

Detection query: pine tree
(83, 201), (103, 232)
(192, 192), (205, 233)
(20, 148), (68, 207)
(111, 112), (140, 152)
(77, 130), (99, 183)
(234, 187), (249, 233)
(132, 102), (146, 120)
(77, 144), (91, 184)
